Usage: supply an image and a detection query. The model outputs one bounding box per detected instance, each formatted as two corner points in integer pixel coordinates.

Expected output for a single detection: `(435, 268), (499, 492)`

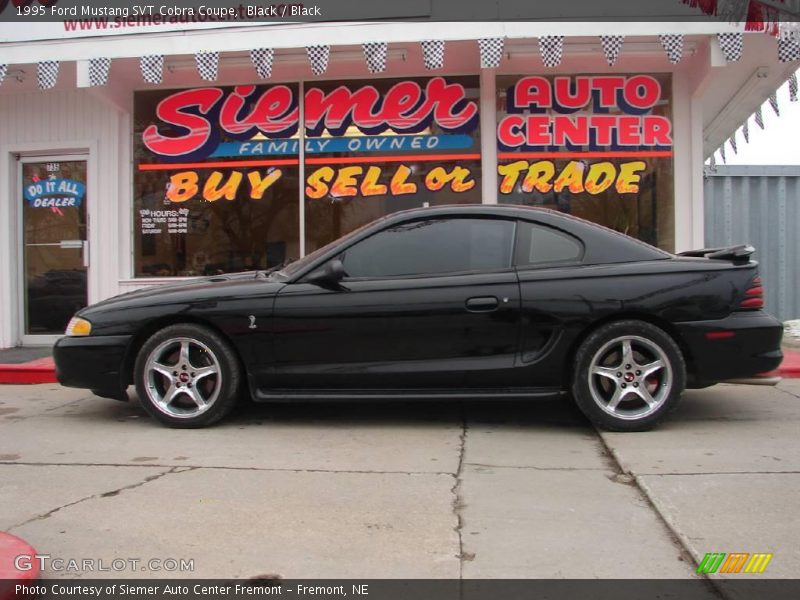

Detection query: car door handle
(465, 296), (499, 312)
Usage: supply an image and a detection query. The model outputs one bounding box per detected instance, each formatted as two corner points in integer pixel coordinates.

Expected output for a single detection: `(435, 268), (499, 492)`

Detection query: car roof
(380, 204), (671, 265)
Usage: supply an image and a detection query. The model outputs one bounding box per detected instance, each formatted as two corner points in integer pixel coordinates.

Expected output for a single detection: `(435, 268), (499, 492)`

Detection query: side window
(514, 221), (583, 267)
(341, 218), (515, 279)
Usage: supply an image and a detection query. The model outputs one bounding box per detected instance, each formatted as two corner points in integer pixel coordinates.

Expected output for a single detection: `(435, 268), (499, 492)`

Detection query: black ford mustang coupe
(54, 205), (783, 430)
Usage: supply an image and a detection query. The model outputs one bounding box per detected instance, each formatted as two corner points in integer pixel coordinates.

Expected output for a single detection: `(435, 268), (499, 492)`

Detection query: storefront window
(133, 73), (675, 277)
(496, 74), (675, 251)
(133, 85), (300, 277)
(303, 76), (482, 253)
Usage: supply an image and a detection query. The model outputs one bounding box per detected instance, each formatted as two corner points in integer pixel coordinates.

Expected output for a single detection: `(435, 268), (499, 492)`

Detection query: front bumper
(53, 335), (132, 400)
(675, 311), (783, 384)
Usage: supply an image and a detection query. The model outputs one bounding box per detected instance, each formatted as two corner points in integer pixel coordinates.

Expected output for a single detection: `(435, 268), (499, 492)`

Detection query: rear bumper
(53, 335), (131, 399)
(676, 311), (783, 384)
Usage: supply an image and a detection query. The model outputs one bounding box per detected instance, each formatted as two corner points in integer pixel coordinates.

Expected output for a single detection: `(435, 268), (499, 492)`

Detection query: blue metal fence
(704, 165), (800, 321)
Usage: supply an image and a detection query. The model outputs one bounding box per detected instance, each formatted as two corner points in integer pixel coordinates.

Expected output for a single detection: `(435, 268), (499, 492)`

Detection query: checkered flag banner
(729, 133), (738, 155)
(478, 38), (504, 69)
(719, 143), (726, 164)
(790, 73), (798, 102)
(539, 36), (564, 68)
(37, 60), (59, 90)
(769, 92), (780, 116)
(779, 21), (800, 43)
(709, 153), (716, 170)
(362, 42), (387, 74)
(421, 39), (445, 70)
(140, 55), (164, 84)
(600, 35), (624, 67)
(718, 33), (744, 63)
(659, 34), (684, 64)
(755, 105), (765, 129)
(88, 57), (111, 87)
(306, 45), (330, 76)
(195, 51), (219, 81)
(778, 35), (800, 63)
(742, 118), (750, 143)
(0, 63), (6, 86)
(250, 48), (274, 79)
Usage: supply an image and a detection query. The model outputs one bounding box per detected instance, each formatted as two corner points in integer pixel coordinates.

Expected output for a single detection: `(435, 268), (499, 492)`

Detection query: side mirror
(306, 259), (346, 287)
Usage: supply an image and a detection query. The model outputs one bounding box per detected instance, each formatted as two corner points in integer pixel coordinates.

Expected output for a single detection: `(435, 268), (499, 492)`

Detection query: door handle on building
(59, 239), (90, 267)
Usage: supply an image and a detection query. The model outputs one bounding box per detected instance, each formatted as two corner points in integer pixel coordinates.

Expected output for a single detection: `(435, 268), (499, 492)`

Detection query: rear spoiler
(677, 244), (755, 265)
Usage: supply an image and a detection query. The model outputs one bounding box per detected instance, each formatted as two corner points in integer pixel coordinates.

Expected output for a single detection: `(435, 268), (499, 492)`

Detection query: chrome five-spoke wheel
(588, 335), (672, 420)
(145, 337), (222, 419)
(134, 324), (242, 428)
(571, 320), (686, 431)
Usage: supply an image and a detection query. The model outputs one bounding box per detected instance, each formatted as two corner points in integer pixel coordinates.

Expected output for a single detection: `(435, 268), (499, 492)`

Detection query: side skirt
(252, 387), (566, 402)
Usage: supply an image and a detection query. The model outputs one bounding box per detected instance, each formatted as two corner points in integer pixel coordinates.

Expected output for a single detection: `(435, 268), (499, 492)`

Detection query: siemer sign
(138, 74), (672, 202)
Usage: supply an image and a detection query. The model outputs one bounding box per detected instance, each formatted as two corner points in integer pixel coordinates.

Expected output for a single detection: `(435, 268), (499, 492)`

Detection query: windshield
(273, 218), (385, 280)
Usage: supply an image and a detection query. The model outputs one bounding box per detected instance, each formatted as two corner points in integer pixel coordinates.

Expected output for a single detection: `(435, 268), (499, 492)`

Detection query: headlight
(65, 316), (92, 337)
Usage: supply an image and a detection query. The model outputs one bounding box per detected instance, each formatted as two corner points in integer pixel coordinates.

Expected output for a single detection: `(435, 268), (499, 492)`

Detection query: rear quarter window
(514, 221), (584, 267)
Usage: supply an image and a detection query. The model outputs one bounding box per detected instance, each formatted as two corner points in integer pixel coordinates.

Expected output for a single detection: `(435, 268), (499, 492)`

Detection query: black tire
(571, 320), (686, 432)
(134, 323), (242, 428)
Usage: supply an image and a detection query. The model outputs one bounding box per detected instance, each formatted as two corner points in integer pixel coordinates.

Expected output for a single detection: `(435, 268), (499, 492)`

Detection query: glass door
(20, 158), (89, 343)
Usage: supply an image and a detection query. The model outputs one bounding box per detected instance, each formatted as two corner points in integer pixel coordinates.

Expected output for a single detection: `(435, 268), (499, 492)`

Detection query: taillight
(739, 276), (764, 310)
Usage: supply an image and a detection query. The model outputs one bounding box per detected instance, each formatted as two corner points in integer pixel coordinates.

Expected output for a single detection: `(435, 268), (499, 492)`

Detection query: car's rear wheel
(571, 320), (686, 432)
(134, 324), (241, 428)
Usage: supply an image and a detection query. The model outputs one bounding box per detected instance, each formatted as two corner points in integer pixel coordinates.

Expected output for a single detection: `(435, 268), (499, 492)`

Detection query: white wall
(0, 89), (129, 348)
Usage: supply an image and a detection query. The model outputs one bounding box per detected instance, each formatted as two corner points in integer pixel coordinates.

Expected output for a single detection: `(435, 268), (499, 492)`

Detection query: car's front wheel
(571, 320), (686, 432)
(134, 324), (242, 428)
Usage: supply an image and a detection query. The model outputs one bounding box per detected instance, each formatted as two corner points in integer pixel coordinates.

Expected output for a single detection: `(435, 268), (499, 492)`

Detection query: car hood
(82, 271), (283, 313)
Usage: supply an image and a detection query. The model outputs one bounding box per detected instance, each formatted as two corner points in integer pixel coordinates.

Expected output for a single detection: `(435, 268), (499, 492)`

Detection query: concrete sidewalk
(0, 381), (797, 580)
(599, 380), (800, 580)
(0, 347), (51, 364)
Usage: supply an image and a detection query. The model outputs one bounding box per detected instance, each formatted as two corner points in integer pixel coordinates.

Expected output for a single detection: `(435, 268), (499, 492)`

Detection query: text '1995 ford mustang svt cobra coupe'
(54, 205), (783, 430)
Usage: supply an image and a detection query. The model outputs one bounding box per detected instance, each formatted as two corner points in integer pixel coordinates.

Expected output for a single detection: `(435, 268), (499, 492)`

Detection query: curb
(767, 348), (800, 379)
(0, 357), (57, 385)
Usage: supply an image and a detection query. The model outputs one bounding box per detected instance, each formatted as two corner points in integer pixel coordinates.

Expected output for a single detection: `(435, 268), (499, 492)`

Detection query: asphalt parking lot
(0, 380), (798, 580)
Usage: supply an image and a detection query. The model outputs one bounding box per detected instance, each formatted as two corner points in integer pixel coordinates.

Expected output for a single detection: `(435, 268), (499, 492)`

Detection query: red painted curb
(0, 357), (57, 385)
(771, 348), (800, 379)
(0, 532), (39, 600)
